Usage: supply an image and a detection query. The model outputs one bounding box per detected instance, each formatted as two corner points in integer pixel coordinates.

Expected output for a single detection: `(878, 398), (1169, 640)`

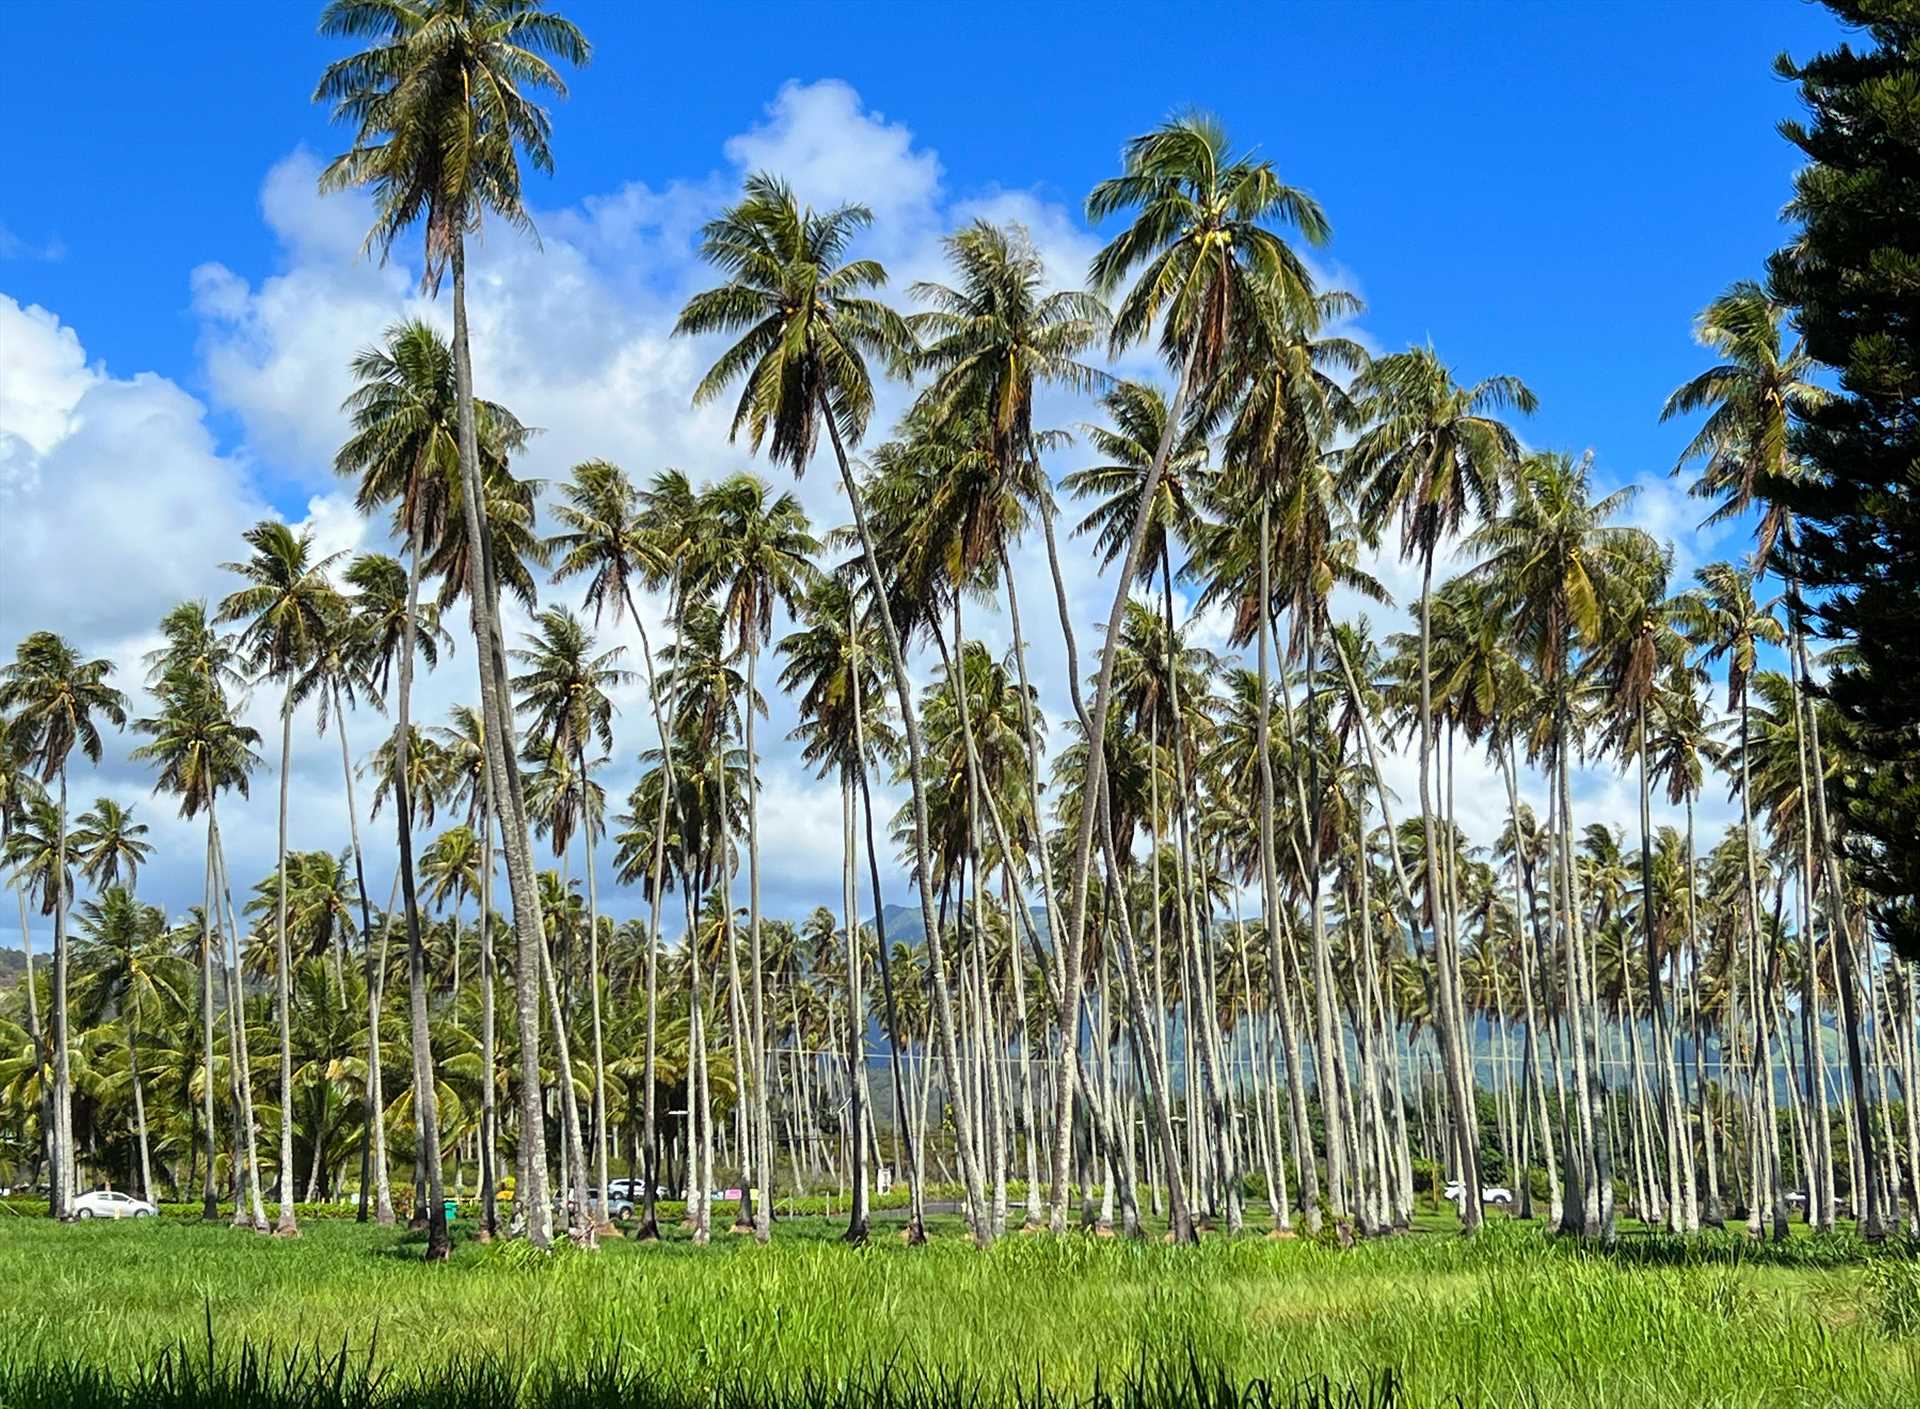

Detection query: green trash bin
(443, 1197), (459, 1224)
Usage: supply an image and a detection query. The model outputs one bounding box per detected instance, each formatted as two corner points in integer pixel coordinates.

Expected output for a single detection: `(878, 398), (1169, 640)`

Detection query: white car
(1444, 1181), (1514, 1207)
(73, 1189), (157, 1219)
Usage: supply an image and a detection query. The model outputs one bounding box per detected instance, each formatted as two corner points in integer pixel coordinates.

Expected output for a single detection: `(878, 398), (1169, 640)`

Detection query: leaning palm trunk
(1054, 338), (1203, 1240)
(392, 507), (446, 1256)
(820, 400), (989, 1243)
(449, 239), (551, 1248)
(127, 980), (153, 1201)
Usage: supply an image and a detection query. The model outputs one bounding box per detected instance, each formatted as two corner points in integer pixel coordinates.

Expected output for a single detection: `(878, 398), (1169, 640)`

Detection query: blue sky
(0, 0), (1841, 936)
(3, 1), (1834, 496)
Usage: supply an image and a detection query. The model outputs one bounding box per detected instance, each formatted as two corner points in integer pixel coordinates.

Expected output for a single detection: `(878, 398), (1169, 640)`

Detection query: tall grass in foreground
(0, 1217), (1913, 1407)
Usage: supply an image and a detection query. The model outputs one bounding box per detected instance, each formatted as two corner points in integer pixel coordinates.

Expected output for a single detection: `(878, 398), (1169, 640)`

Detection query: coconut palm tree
(1468, 451), (1651, 1237)
(1592, 535), (1696, 1230)
(0, 632), (128, 1219)
(218, 520), (347, 1235)
(1661, 279), (1828, 569)
(675, 171), (1012, 1240)
(693, 473), (817, 1240)
(511, 606), (632, 1232)
(778, 570), (905, 1241)
(1679, 560), (1789, 1237)
(315, 0), (589, 1250)
(72, 885), (179, 1200)
(1055, 114), (1330, 1241)
(134, 615), (262, 1219)
(1663, 280), (1883, 1239)
(68, 806), (159, 1205)
(1345, 346), (1534, 1228)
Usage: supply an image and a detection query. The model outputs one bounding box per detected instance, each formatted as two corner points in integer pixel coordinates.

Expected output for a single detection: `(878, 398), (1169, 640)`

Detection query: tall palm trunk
(127, 976), (153, 1201)
(1797, 628), (1886, 1240)
(1259, 500), (1319, 1232)
(392, 504), (446, 1257)
(851, 636), (925, 1242)
(198, 822), (221, 1219)
(998, 534), (1079, 1229)
(744, 645), (773, 1241)
(449, 236), (552, 1248)
(1416, 551), (1482, 1227)
(841, 777), (871, 1243)
(477, 785), (497, 1239)
(576, 738), (610, 1227)
(820, 399), (989, 1243)
(620, 575), (679, 1242)
(49, 769), (73, 1218)
(329, 679), (382, 1225)
(1164, 553), (1242, 1232)
(270, 682), (300, 1236)
(1054, 337), (1202, 1241)
(366, 872), (399, 1225)
(211, 805), (267, 1230)
(1636, 709), (1686, 1231)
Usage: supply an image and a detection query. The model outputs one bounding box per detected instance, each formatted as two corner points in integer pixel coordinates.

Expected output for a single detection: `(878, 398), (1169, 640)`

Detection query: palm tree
(1679, 561), (1789, 1238)
(428, 702), (499, 1231)
(675, 172), (1013, 1241)
(218, 520), (344, 1235)
(1592, 536), (1695, 1230)
(1468, 451), (1651, 1237)
(1661, 279), (1828, 569)
(69, 806), (158, 1205)
(907, 239), (1111, 1233)
(134, 616), (262, 1220)
(778, 570), (905, 1241)
(0, 739), (51, 1198)
(1345, 345), (1534, 1228)
(1060, 114), (1329, 1242)
(511, 606), (632, 1233)
(72, 885), (178, 1200)
(315, 0), (589, 1250)
(1663, 279), (1882, 1239)
(696, 472), (817, 1240)
(1198, 282), (1369, 1229)
(0, 632), (128, 1219)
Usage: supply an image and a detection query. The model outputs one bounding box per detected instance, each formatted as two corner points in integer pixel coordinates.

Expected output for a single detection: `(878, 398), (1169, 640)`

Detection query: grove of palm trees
(2, 2), (1917, 1406)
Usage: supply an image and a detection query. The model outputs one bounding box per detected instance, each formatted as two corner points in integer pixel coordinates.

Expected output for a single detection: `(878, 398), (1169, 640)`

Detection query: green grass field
(0, 1211), (1914, 1407)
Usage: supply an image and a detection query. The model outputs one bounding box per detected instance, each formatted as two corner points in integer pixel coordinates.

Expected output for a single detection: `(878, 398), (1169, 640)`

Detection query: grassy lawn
(0, 1211), (1914, 1407)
